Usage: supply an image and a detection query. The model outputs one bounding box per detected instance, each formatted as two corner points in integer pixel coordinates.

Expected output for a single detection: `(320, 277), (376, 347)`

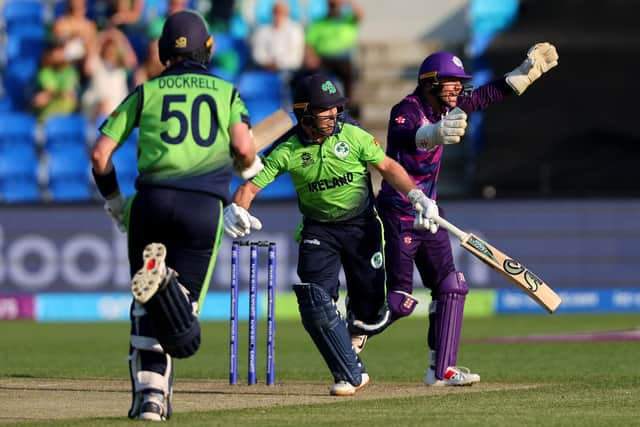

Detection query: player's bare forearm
(230, 122), (256, 168)
(373, 156), (417, 196)
(90, 135), (118, 175)
(232, 180), (261, 209)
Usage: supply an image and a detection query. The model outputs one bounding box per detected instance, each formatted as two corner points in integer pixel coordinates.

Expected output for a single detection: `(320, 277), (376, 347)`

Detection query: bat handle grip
(433, 216), (468, 241)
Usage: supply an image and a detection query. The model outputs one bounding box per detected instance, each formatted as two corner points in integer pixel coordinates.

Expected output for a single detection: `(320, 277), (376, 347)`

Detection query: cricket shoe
(424, 366), (480, 386)
(329, 373), (370, 396)
(138, 391), (167, 421)
(351, 335), (367, 354)
(132, 243), (171, 304)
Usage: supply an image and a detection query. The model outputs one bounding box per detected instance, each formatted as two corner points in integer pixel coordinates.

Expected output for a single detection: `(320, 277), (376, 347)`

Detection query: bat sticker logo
(503, 259), (541, 292)
(467, 236), (496, 261)
(524, 270), (542, 292)
(503, 259), (524, 275)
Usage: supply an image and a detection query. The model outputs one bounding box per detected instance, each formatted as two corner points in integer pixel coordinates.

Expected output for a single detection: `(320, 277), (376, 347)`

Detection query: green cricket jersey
(252, 123), (386, 222)
(99, 61), (249, 200)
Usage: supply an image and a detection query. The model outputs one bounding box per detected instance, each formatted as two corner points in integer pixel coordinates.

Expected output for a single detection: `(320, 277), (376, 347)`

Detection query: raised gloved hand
(505, 42), (559, 95)
(407, 189), (439, 234)
(415, 107), (467, 151)
(223, 203), (263, 238)
(104, 193), (127, 233)
(233, 155), (264, 180)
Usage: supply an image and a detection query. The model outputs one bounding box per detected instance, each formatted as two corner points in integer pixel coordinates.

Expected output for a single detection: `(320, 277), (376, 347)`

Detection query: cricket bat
(434, 216), (562, 313)
(251, 109), (294, 151)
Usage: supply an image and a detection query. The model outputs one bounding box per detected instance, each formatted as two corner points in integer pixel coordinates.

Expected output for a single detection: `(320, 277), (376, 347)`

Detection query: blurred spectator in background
(250, 1), (304, 74)
(303, 0), (363, 113)
(109, 0), (157, 63)
(141, 0), (188, 85)
(202, 0), (235, 32)
(133, 38), (165, 85)
(108, 0), (146, 28)
(82, 27), (138, 122)
(147, 0), (190, 40)
(33, 39), (81, 122)
(52, 0), (98, 81)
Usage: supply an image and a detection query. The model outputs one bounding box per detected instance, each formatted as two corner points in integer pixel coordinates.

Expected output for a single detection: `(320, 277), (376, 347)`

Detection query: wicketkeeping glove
(415, 107), (467, 151)
(505, 42), (559, 95)
(223, 203), (263, 238)
(408, 189), (439, 234)
(104, 193), (127, 233)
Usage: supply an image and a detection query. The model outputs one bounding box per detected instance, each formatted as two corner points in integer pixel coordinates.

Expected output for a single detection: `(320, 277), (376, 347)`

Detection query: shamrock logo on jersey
(301, 152), (314, 167)
(321, 81), (337, 94)
(334, 141), (350, 159)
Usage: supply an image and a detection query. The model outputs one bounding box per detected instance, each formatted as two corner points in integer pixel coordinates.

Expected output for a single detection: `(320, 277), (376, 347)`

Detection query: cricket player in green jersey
(90, 11), (262, 420)
(224, 74), (439, 396)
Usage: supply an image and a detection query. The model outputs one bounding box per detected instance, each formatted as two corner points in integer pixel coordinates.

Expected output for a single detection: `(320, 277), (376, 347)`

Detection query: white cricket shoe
(138, 391), (167, 421)
(131, 243), (169, 304)
(329, 373), (370, 396)
(351, 335), (367, 354)
(424, 366), (480, 386)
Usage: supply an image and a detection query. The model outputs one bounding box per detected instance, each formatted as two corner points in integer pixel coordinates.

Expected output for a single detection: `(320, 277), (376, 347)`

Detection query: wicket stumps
(229, 241), (276, 385)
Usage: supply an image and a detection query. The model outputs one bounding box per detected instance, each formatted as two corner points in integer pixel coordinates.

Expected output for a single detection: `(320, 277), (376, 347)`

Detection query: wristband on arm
(92, 166), (120, 199)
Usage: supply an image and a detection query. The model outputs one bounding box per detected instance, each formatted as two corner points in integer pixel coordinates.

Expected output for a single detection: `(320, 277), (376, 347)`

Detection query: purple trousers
(380, 207), (456, 296)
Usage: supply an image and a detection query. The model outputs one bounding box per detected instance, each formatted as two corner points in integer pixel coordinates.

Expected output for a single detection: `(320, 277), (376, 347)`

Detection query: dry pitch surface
(0, 378), (535, 423)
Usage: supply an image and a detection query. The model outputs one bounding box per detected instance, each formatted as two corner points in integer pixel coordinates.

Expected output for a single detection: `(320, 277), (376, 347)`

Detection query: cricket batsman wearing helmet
(224, 73), (439, 396)
(376, 44), (559, 385)
(90, 10), (261, 420)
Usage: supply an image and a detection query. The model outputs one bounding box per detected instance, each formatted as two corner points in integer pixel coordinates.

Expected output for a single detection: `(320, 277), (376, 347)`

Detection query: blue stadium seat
(2, 26), (45, 107)
(245, 98), (282, 123)
(237, 70), (282, 102)
(0, 96), (14, 112)
(233, 38), (251, 73)
(0, 146), (41, 202)
(237, 70), (285, 123)
(230, 173), (295, 200)
(44, 114), (89, 150)
(111, 130), (139, 197)
(6, 27), (46, 62)
(46, 145), (91, 201)
(2, 57), (40, 109)
(0, 112), (37, 152)
(213, 31), (235, 54)
(2, 0), (45, 33)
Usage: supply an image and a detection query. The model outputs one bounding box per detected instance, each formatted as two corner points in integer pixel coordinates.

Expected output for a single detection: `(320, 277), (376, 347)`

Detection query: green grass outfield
(2, 314), (640, 426)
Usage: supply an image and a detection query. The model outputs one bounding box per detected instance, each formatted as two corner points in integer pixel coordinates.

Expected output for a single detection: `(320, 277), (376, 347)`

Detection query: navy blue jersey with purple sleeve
(376, 79), (512, 220)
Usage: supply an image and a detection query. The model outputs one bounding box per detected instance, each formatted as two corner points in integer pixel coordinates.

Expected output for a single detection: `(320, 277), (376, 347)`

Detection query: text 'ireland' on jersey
(252, 123), (386, 222)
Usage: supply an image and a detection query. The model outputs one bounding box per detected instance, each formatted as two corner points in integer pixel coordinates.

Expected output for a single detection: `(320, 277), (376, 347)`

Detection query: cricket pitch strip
(0, 378), (536, 423)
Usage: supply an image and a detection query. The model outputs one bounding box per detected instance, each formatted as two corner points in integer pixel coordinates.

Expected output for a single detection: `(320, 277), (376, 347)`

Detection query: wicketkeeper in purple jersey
(374, 44), (558, 386)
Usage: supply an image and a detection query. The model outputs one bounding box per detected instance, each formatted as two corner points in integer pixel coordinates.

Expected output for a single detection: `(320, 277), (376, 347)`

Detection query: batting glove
(408, 189), (439, 234)
(223, 203), (263, 238)
(505, 42), (559, 95)
(233, 155), (264, 180)
(104, 193), (127, 233)
(415, 107), (467, 151)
